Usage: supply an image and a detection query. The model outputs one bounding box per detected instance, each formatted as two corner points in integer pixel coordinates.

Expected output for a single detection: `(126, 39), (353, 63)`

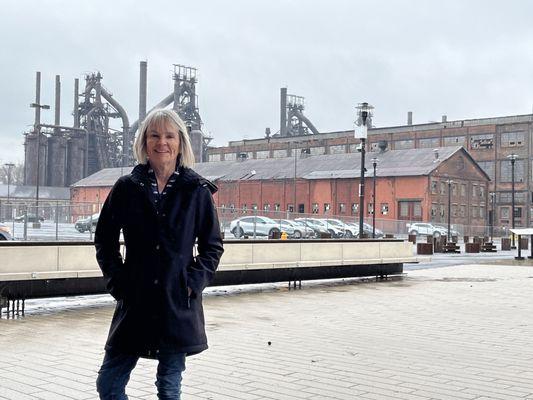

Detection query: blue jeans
(96, 350), (186, 400)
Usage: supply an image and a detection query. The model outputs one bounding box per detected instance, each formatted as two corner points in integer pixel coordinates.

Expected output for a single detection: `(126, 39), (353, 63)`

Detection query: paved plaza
(1, 262), (533, 400)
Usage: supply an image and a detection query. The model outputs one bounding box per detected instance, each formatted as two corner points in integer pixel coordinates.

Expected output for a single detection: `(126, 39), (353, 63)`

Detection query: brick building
(205, 113), (533, 228)
(71, 147), (489, 229)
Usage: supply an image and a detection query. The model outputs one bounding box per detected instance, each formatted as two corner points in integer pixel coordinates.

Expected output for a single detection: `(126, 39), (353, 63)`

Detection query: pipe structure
(139, 61), (147, 123)
(99, 87), (130, 166)
(290, 109), (320, 135)
(129, 92), (174, 134)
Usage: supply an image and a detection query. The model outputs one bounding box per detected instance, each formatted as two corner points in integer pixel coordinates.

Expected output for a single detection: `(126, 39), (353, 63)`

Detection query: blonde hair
(133, 108), (195, 168)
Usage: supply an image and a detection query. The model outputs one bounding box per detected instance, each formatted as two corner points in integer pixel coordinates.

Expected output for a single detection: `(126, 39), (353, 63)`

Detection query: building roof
(0, 184), (70, 200)
(72, 146), (489, 188)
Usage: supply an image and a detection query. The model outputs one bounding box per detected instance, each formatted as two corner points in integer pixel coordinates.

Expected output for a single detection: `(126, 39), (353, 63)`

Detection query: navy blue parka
(95, 164), (224, 357)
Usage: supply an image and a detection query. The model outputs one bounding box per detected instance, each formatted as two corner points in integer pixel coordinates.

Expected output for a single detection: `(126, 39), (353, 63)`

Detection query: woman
(95, 108), (224, 399)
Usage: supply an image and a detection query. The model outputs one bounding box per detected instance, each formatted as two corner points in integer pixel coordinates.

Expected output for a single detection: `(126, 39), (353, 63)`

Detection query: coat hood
(130, 163), (218, 194)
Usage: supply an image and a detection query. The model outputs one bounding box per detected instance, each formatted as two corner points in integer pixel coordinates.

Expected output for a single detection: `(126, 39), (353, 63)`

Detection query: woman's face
(145, 120), (181, 169)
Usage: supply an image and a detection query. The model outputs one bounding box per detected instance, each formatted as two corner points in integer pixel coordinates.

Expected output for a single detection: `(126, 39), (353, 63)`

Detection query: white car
(305, 218), (344, 238)
(230, 216), (293, 238)
(406, 222), (445, 237)
(320, 218), (358, 238)
(280, 219), (315, 239)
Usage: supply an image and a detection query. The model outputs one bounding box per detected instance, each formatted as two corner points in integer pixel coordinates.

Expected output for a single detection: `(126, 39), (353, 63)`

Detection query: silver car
(230, 216), (293, 238)
(280, 219), (315, 239)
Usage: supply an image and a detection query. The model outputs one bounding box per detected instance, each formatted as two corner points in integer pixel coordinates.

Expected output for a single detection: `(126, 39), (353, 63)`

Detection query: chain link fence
(0, 201), (512, 242)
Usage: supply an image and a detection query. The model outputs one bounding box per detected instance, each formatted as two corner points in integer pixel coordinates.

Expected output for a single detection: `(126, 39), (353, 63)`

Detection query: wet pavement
(1, 261), (533, 399)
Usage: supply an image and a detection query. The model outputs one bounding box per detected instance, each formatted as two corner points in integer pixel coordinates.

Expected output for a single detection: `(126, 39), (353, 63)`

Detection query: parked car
(294, 218), (331, 237)
(229, 216), (291, 238)
(320, 218), (358, 238)
(14, 214), (44, 223)
(406, 222), (445, 237)
(303, 218), (344, 238)
(435, 224), (460, 237)
(74, 213), (100, 233)
(0, 223), (12, 240)
(345, 222), (384, 238)
(280, 219), (315, 239)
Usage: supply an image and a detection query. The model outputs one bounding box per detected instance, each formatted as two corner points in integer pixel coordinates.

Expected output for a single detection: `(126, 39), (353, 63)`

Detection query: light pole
(371, 157), (378, 238)
(446, 179), (453, 242)
(30, 71), (50, 229)
(3, 163), (15, 222)
(489, 192), (495, 242)
(507, 154), (518, 249)
(355, 102), (373, 239)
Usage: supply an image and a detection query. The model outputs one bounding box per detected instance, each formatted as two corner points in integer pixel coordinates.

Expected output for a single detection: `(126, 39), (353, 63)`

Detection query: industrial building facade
(205, 113), (533, 228)
(71, 147), (489, 231)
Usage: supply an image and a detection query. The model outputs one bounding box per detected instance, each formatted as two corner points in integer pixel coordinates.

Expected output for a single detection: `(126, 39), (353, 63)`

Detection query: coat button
(155, 244), (160, 250)
(153, 279), (159, 285)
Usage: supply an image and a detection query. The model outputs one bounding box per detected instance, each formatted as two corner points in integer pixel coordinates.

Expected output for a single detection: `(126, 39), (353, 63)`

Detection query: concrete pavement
(1, 262), (533, 399)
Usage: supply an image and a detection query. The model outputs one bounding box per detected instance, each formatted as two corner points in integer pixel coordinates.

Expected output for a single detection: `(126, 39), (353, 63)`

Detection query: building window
(208, 153), (221, 162)
(452, 183), (458, 196)
(351, 203), (359, 215)
(460, 205), (466, 217)
(500, 159), (525, 182)
(272, 149), (288, 158)
(312, 203), (319, 213)
(220, 204), (226, 213)
(310, 147), (325, 155)
(514, 207), (522, 218)
(431, 181), (437, 194)
(381, 203), (389, 215)
(443, 136), (466, 146)
(440, 182), (446, 195)
(368, 203), (374, 215)
(479, 186), (485, 199)
(472, 185), (477, 197)
(251, 204), (258, 211)
(500, 207), (510, 219)
(480, 205), (485, 219)
(329, 145), (346, 154)
(394, 139), (414, 150)
(287, 204), (294, 212)
(471, 206), (478, 218)
(369, 142), (380, 152)
(418, 137), (440, 148)
(298, 204), (305, 213)
(263, 203), (270, 211)
(460, 184), (466, 197)
(501, 131), (525, 147)
(256, 150), (270, 159)
(339, 203), (346, 213)
(399, 202), (409, 217)
(452, 204), (458, 217)
(242, 204), (247, 213)
(224, 153), (237, 161)
(477, 161), (495, 181)
(431, 204), (438, 219)
(274, 203), (280, 211)
(469, 134), (494, 150)
(324, 203), (331, 213)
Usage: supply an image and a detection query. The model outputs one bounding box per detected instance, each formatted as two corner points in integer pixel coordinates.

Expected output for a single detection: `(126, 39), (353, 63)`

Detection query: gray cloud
(1, 0), (533, 164)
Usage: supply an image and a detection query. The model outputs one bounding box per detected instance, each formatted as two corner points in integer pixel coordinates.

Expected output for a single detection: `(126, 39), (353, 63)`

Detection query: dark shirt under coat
(95, 163), (224, 358)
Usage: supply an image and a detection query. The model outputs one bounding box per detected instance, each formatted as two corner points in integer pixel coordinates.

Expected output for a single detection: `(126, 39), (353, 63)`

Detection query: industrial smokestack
(280, 87), (287, 136)
(74, 78), (79, 128)
(139, 61), (147, 123)
(54, 75), (61, 133)
(407, 111), (413, 126)
(34, 71), (41, 129)
(442, 115), (447, 123)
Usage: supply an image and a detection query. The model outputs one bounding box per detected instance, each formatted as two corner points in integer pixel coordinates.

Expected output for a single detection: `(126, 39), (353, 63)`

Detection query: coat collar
(130, 163), (218, 194)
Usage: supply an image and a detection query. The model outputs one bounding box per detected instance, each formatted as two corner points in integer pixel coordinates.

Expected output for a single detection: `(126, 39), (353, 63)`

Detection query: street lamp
(355, 102), (374, 238)
(489, 192), (495, 242)
(446, 179), (453, 242)
(507, 154), (518, 249)
(371, 157), (378, 238)
(3, 163), (15, 222)
(30, 72), (50, 229)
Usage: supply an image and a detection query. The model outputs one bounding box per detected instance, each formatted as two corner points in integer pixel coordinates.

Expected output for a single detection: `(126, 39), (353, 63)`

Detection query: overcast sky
(1, 0), (533, 165)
